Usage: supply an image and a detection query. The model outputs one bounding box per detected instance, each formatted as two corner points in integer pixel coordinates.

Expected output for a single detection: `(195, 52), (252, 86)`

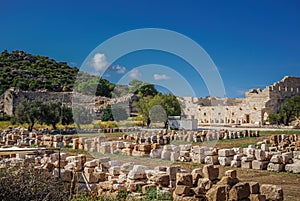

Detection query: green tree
(40, 101), (61, 129)
(101, 105), (114, 121)
(128, 80), (158, 97)
(15, 99), (43, 131)
(280, 96), (300, 125)
(267, 113), (282, 125)
(149, 94), (181, 127)
(129, 79), (143, 93)
(133, 96), (153, 127)
(61, 104), (74, 125)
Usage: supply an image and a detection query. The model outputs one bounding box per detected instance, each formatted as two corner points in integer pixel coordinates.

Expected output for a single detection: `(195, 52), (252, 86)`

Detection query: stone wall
(180, 76), (300, 126)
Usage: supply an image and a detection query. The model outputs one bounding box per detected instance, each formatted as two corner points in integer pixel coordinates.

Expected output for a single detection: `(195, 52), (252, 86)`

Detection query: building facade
(179, 76), (300, 126)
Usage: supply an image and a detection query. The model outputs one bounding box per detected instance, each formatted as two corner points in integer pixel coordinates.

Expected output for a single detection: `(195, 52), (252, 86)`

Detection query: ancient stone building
(0, 87), (136, 117)
(179, 76), (300, 126)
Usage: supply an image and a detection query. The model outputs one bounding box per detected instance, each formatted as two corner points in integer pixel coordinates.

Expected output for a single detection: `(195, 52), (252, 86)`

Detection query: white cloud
(111, 65), (126, 74)
(129, 69), (142, 79)
(153, 74), (170, 80)
(93, 53), (109, 72)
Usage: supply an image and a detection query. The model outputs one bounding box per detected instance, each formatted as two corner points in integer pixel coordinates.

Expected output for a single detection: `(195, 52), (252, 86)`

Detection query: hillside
(0, 50), (116, 97)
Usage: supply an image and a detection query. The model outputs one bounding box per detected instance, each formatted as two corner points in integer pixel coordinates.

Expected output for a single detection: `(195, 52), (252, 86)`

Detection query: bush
(0, 166), (70, 201)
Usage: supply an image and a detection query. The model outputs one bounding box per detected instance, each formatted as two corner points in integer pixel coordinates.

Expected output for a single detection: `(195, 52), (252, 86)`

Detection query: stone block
(174, 185), (194, 196)
(176, 173), (193, 187)
(161, 150), (171, 160)
(127, 165), (148, 180)
(267, 163), (285, 172)
(225, 169), (237, 179)
(205, 155), (219, 165)
(252, 160), (269, 170)
(285, 161), (300, 173)
(217, 176), (239, 187)
(231, 160), (241, 168)
(197, 178), (212, 190)
(84, 160), (97, 168)
(170, 151), (180, 162)
(206, 185), (227, 201)
(260, 184), (283, 201)
(255, 149), (266, 161)
(218, 156), (233, 166)
(203, 165), (219, 181)
(153, 173), (170, 187)
(109, 166), (120, 176)
(282, 152), (293, 164)
(84, 172), (98, 183)
(241, 160), (252, 169)
(120, 162), (134, 174)
(167, 165), (181, 181)
(113, 184), (126, 192)
(150, 148), (162, 158)
(261, 144), (269, 151)
(249, 182), (260, 194)
(218, 149), (231, 157)
(270, 155), (283, 164)
(229, 182), (250, 201)
(249, 194), (266, 201)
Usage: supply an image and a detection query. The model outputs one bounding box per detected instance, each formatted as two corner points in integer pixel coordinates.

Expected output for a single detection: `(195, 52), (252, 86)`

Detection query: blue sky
(1, 0), (300, 97)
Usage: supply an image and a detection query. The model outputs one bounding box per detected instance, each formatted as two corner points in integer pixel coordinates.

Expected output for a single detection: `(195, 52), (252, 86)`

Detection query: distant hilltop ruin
(0, 76), (300, 126)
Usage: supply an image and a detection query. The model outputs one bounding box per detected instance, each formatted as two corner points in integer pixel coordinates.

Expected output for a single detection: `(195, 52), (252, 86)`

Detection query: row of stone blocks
(1, 151), (284, 201)
(73, 135), (300, 174)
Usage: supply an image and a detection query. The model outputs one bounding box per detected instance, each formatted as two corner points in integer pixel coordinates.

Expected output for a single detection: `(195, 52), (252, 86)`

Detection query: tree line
(267, 95), (300, 126)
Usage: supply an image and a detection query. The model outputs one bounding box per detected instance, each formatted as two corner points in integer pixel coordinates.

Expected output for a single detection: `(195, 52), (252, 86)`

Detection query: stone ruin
(74, 132), (300, 174)
(0, 151), (284, 201)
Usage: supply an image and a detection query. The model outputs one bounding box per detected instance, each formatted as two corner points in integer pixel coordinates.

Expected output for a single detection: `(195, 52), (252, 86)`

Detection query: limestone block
(229, 182), (250, 201)
(109, 166), (120, 176)
(176, 173), (193, 187)
(203, 165), (219, 181)
(218, 156), (233, 166)
(167, 165), (181, 181)
(260, 184), (283, 201)
(170, 151), (180, 162)
(206, 185), (227, 201)
(218, 149), (231, 157)
(267, 163), (285, 172)
(255, 149), (266, 161)
(84, 172), (99, 183)
(285, 161), (300, 173)
(249, 182), (260, 194)
(282, 152), (293, 164)
(113, 184), (126, 192)
(84, 160), (97, 168)
(249, 194), (266, 201)
(261, 144), (269, 151)
(225, 169), (237, 179)
(127, 165), (148, 180)
(153, 173), (170, 187)
(174, 185), (194, 196)
(120, 162), (134, 174)
(150, 148), (162, 158)
(230, 160), (242, 168)
(270, 155), (283, 164)
(197, 178), (212, 191)
(205, 155), (219, 165)
(241, 160), (252, 169)
(252, 160), (269, 170)
(161, 150), (171, 160)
